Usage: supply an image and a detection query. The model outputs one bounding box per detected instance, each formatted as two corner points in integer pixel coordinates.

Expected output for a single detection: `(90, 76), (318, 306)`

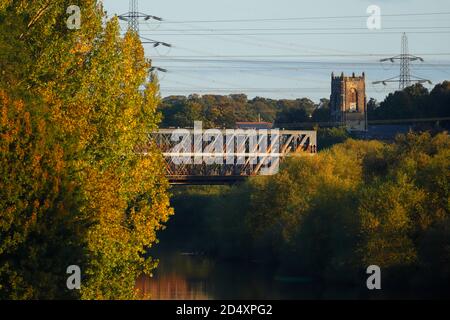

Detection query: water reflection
(137, 251), (450, 300)
(136, 253), (212, 300)
(135, 252), (369, 300)
(136, 273), (210, 300)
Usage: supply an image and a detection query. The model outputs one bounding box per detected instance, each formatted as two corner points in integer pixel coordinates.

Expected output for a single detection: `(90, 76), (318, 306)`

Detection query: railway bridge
(150, 129), (317, 185)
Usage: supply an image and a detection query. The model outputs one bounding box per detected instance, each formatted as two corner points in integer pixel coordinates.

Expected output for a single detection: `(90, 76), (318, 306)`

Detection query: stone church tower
(330, 72), (367, 132)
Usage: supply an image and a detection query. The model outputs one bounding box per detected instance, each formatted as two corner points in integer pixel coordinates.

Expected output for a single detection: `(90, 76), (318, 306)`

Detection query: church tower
(330, 72), (367, 132)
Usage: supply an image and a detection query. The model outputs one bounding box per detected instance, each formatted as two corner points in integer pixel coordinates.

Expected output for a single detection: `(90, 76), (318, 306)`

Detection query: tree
(366, 98), (379, 118)
(158, 95), (324, 128)
(358, 180), (419, 269)
(0, 90), (85, 299)
(370, 83), (450, 121)
(273, 99), (313, 126)
(429, 81), (450, 118)
(312, 102), (331, 123)
(1, 1), (172, 299)
(195, 133), (449, 289)
(316, 128), (350, 150)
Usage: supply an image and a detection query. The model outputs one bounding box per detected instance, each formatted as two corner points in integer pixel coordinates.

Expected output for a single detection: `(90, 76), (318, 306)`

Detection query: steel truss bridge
(150, 129), (317, 185)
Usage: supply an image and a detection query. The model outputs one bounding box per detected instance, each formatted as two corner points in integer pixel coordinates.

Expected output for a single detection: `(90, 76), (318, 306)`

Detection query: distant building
(330, 72), (367, 132)
(235, 122), (273, 130)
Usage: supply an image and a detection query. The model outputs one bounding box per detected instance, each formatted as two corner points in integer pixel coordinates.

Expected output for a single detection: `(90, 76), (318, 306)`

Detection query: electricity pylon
(373, 33), (431, 90)
(118, 0), (170, 76)
(118, 0), (170, 48)
(399, 32), (411, 89)
(119, 0), (160, 34)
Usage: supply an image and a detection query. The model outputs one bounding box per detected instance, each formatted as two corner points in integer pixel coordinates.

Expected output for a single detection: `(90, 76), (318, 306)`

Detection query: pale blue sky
(103, 0), (450, 102)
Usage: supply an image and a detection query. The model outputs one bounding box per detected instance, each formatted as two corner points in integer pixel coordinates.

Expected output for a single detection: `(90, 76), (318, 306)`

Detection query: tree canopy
(175, 132), (450, 288)
(158, 82), (450, 129)
(0, 0), (172, 299)
(158, 94), (327, 128)
(370, 82), (450, 120)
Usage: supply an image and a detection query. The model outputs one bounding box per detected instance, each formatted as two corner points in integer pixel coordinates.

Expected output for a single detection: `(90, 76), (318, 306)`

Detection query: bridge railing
(149, 129), (317, 184)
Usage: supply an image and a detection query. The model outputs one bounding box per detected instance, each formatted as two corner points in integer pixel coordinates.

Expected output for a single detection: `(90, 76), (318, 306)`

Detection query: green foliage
(358, 179), (420, 268)
(159, 81), (450, 130)
(274, 98), (315, 125)
(159, 81), (450, 135)
(317, 127), (350, 150)
(1, 1), (172, 299)
(311, 99), (331, 123)
(370, 82), (450, 120)
(159, 95), (323, 128)
(185, 133), (449, 288)
(159, 95), (274, 128)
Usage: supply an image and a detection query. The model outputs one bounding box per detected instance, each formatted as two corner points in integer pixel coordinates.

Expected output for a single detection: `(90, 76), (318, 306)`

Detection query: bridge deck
(151, 129), (317, 185)
(168, 175), (248, 185)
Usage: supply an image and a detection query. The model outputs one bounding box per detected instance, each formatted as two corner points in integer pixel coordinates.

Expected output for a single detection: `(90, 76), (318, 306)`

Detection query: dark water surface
(135, 251), (439, 300)
(135, 188), (448, 300)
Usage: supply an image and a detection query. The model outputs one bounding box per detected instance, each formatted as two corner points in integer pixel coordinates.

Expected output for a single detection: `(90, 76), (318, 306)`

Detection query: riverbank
(142, 133), (450, 300)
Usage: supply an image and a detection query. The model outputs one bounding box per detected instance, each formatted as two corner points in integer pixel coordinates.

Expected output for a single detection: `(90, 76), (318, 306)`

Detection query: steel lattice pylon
(399, 33), (411, 89)
(118, 0), (170, 48)
(128, 0), (139, 34)
(373, 33), (431, 90)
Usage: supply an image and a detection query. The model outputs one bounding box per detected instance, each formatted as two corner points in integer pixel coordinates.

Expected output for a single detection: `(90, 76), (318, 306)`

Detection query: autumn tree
(0, 0), (172, 299)
(196, 133), (449, 288)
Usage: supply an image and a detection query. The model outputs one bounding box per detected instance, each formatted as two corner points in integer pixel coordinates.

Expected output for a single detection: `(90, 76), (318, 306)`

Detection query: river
(135, 250), (428, 300)
(135, 187), (447, 300)
(137, 252), (324, 300)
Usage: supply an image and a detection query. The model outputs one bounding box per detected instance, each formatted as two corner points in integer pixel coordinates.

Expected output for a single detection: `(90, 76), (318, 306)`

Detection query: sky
(102, 0), (450, 102)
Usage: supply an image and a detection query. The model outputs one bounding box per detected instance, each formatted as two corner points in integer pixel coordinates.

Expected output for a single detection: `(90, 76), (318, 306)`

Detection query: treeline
(168, 132), (450, 290)
(158, 82), (450, 128)
(158, 94), (329, 128)
(0, 1), (171, 299)
(369, 82), (450, 120)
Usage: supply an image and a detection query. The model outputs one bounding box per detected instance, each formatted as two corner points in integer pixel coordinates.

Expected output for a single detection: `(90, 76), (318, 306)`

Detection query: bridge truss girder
(149, 129), (317, 185)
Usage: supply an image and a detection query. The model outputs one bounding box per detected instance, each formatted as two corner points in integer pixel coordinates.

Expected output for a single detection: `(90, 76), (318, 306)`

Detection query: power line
(134, 17), (395, 58)
(169, 71), (244, 89)
(132, 13), (450, 71)
(121, 11), (450, 66)
(149, 53), (450, 60)
(142, 21), (371, 58)
(140, 26), (450, 32)
(155, 60), (450, 66)
(159, 66), (450, 71)
(160, 12), (450, 24)
(118, 0), (170, 72)
(138, 31), (450, 36)
(114, 8), (449, 98)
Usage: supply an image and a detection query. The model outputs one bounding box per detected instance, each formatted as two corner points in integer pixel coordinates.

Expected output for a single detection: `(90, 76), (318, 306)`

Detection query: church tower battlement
(330, 72), (367, 132)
